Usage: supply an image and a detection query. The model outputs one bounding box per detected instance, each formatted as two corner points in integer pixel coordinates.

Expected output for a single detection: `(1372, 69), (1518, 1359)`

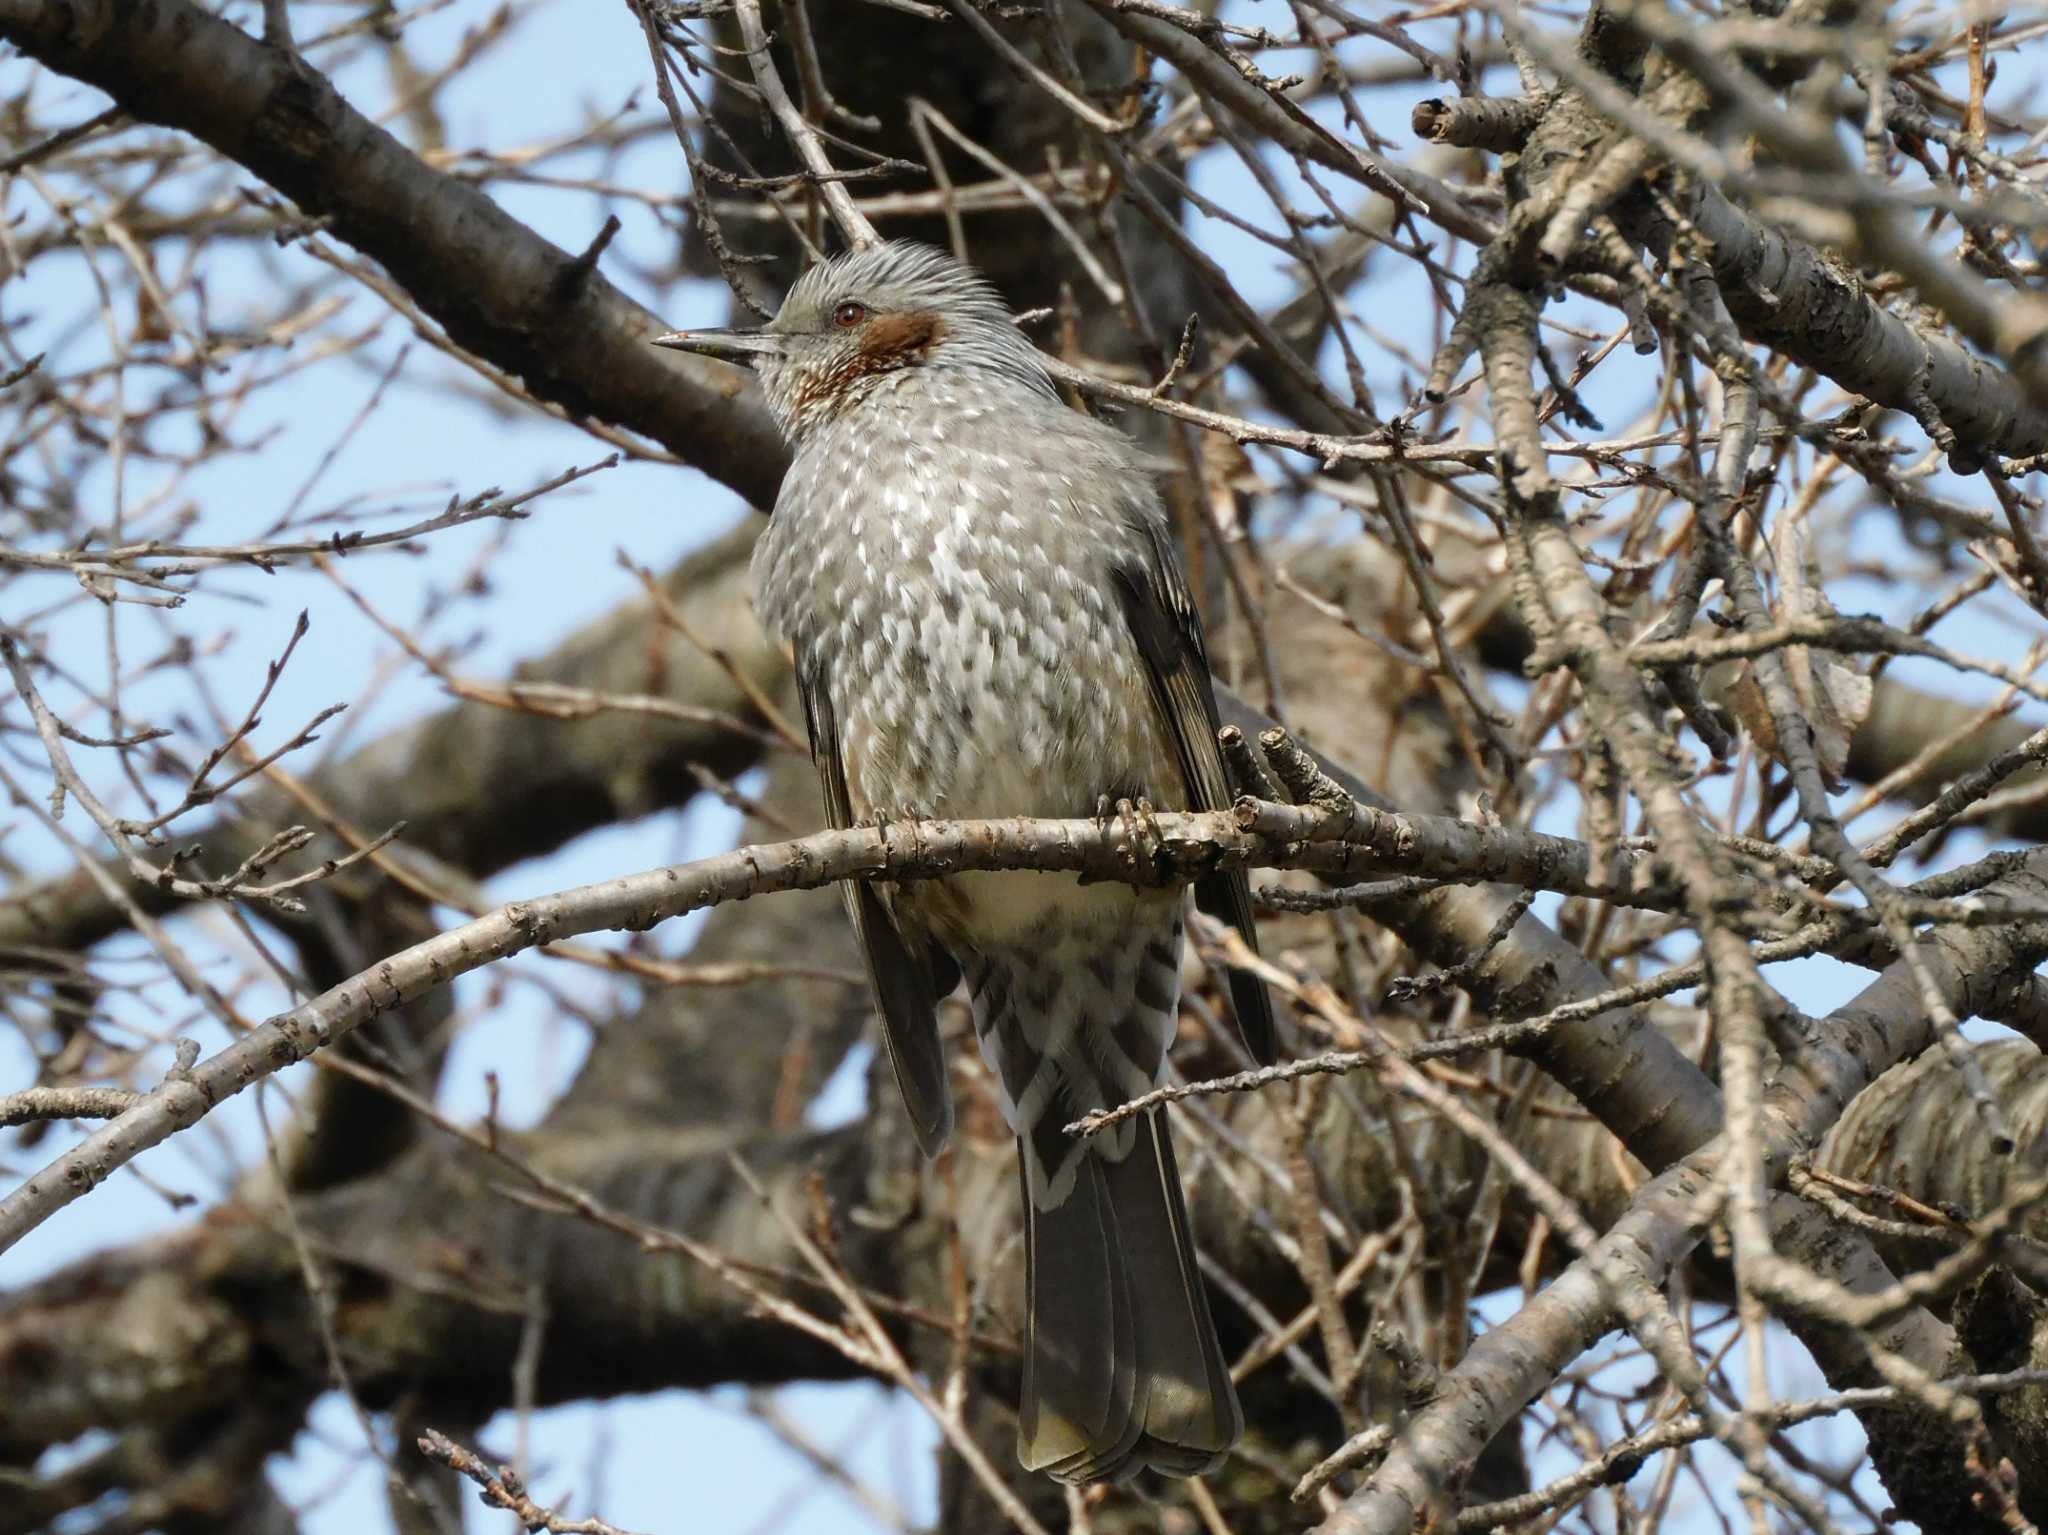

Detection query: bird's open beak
(651, 326), (785, 364)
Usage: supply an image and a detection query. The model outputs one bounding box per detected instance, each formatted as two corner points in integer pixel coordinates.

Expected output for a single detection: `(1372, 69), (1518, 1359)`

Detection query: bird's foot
(1115, 796), (1167, 873)
(858, 805), (933, 864)
(1135, 796), (1165, 846)
(1079, 795), (1121, 886)
(860, 803), (930, 832)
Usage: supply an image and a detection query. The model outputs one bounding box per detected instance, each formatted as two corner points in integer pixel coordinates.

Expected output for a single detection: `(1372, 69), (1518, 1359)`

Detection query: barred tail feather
(1017, 1107), (1242, 1483)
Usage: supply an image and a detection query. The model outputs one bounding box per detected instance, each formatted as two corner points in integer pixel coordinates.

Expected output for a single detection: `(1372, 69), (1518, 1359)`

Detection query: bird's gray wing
(1109, 522), (1277, 1065)
(797, 664), (956, 1156)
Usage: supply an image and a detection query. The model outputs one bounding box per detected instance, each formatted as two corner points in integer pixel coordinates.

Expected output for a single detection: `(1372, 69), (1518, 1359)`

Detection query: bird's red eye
(832, 300), (868, 328)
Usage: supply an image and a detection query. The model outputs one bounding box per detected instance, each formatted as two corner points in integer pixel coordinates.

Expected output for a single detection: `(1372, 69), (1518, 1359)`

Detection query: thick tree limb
(1679, 181), (2048, 465)
(0, 0), (788, 504)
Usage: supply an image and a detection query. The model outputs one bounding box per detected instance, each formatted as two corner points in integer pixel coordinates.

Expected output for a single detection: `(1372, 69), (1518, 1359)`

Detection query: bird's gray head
(654, 241), (1053, 441)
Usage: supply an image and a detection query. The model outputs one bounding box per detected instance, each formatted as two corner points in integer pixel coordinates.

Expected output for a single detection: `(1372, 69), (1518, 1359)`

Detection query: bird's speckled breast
(754, 367), (1182, 834)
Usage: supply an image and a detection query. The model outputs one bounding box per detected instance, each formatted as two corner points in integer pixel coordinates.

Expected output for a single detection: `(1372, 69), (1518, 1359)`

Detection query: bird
(655, 240), (1276, 1483)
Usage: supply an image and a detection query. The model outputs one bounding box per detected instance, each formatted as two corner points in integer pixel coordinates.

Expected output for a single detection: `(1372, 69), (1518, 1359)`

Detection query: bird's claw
(861, 804), (928, 832)
(1136, 796), (1164, 847)
(859, 805), (932, 860)
(1114, 796), (1167, 871)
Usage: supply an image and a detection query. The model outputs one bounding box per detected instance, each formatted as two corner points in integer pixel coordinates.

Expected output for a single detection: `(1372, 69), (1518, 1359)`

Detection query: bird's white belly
(836, 586), (1180, 947)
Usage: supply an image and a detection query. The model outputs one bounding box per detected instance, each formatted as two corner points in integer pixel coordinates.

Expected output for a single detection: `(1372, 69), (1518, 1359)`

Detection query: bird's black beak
(651, 326), (785, 365)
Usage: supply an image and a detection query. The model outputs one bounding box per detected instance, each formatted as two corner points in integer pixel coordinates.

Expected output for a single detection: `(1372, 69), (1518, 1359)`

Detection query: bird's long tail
(1016, 1105), (1242, 1482)
(963, 911), (1242, 1483)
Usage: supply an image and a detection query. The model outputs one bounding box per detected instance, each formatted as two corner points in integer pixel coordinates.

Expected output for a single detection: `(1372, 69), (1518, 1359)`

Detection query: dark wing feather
(797, 666), (956, 1156)
(1110, 525), (1277, 1066)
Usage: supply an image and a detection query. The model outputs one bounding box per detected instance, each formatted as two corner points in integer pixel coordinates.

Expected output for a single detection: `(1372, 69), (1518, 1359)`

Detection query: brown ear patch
(858, 310), (946, 369)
